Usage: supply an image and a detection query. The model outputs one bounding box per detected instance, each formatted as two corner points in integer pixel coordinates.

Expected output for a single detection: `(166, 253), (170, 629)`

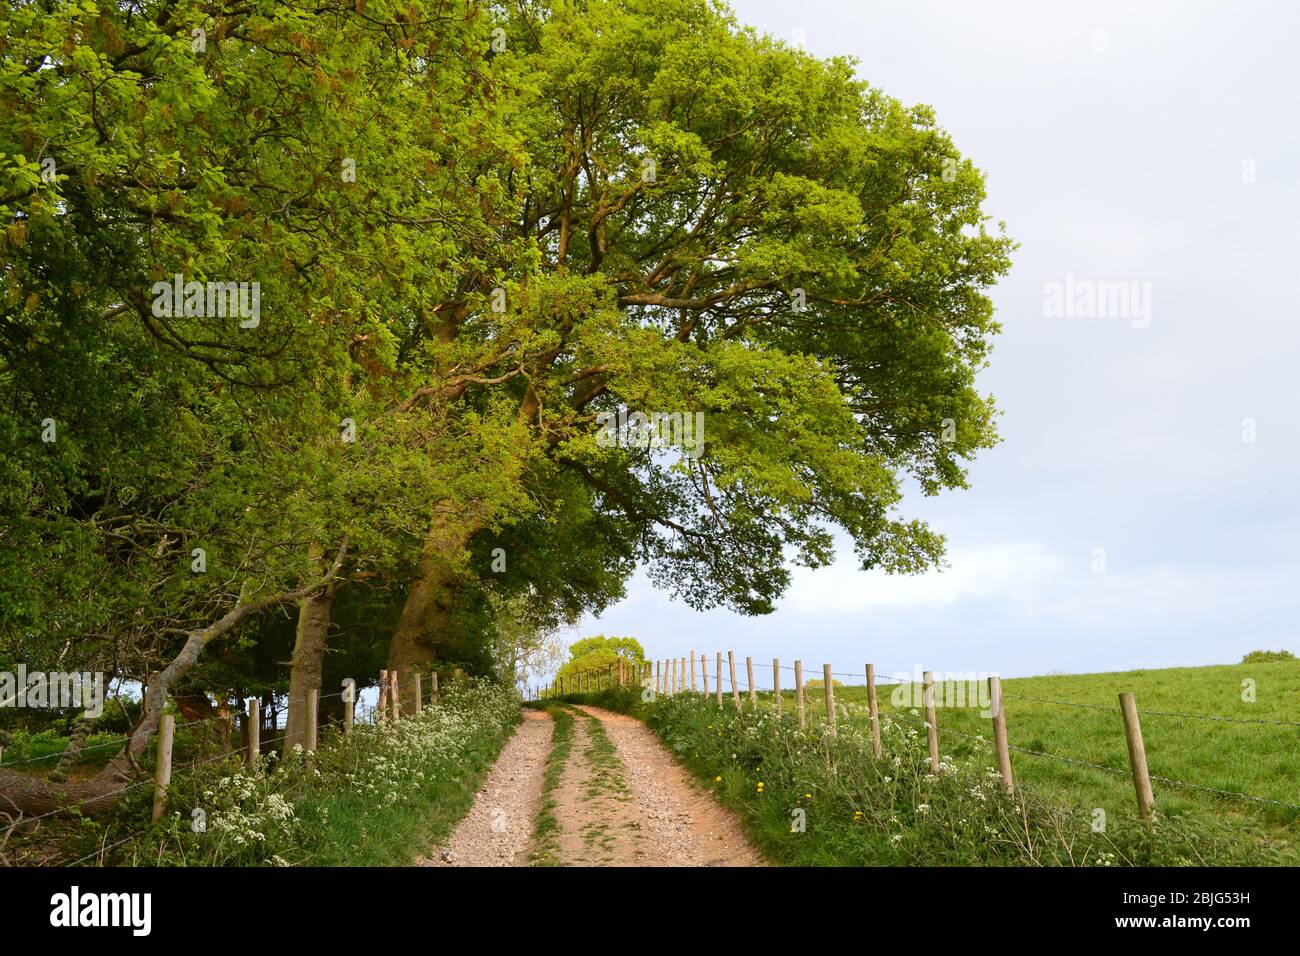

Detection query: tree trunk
(283, 583), (335, 755)
(387, 511), (480, 714)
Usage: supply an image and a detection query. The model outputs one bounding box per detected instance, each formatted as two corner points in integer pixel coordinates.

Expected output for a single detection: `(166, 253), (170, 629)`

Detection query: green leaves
(471, 0), (1014, 612)
(1, 0), (1014, 703)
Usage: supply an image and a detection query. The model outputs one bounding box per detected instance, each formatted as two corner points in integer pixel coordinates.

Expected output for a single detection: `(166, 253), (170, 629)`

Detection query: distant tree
(556, 635), (647, 686)
(1240, 650), (1296, 664)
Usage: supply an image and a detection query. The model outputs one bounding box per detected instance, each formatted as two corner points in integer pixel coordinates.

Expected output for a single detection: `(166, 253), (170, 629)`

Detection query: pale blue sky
(563, 0), (1300, 684)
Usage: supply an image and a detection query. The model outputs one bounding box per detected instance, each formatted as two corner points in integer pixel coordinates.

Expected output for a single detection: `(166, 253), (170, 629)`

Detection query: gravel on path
(419, 708), (553, 867)
(574, 704), (764, 867)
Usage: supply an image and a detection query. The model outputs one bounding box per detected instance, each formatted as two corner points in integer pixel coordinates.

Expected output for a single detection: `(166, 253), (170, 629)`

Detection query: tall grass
(529, 703), (574, 866)
(61, 681), (521, 867)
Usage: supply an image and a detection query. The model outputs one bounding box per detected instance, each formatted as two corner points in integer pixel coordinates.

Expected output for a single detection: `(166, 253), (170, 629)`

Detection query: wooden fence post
(378, 669), (388, 722)
(988, 676), (1013, 795)
(247, 698), (260, 770)
(431, 671), (439, 705)
(715, 653), (723, 706)
(680, 657), (686, 694)
(306, 688), (318, 753)
(866, 664), (882, 759)
(414, 673), (423, 716)
(701, 654), (710, 696)
(728, 651), (741, 710)
(151, 714), (175, 822)
(773, 659), (781, 717)
(795, 660), (805, 729)
(690, 651), (696, 692)
(341, 679), (355, 735)
(656, 660), (661, 695)
(823, 664), (836, 736)
(1119, 692), (1156, 831)
(746, 656), (756, 707)
(389, 671), (400, 721)
(923, 671), (940, 774)
(670, 658), (677, 695)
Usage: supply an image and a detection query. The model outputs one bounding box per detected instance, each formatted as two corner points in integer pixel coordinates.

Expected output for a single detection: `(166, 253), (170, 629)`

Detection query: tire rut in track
(419, 708), (552, 867)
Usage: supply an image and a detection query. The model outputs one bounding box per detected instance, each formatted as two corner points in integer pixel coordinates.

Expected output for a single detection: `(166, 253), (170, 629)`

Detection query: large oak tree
(383, 0), (1015, 679)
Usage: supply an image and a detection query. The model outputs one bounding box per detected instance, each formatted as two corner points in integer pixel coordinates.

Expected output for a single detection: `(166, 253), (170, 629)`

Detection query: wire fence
(1, 671), (462, 866)
(537, 652), (1300, 817)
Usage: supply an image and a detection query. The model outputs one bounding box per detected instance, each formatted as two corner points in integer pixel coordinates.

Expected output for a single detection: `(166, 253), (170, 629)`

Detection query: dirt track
(424, 704), (762, 867)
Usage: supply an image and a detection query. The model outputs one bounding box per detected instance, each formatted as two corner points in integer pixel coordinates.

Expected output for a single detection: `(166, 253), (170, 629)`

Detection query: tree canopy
(0, 0), (1011, 814)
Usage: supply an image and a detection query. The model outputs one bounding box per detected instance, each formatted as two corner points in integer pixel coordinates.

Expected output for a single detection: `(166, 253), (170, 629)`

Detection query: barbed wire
(1138, 707), (1300, 728)
(1000, 693), (1115, 712)
(2, 777), (158, 833)
(1148, 773), (1300, 809)
(63, 826), (157, 867)
(1, 687), (406, 834)
(1, 735), (135, 769)
(887, 705), (1300, 811)
(1, 689), (354, 768)
(53, 713), (422, 861)
(630, 667), (1300, 816)
(1001, 692), (1300, 727)
(646, 656), (1300, 726)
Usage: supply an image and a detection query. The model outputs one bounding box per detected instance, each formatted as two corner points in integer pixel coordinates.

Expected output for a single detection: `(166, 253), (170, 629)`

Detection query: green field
(770, 660), (1300, 832)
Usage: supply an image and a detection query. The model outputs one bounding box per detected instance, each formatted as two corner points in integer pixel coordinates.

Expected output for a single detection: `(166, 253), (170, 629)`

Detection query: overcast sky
(568, 0), (1300, 683)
